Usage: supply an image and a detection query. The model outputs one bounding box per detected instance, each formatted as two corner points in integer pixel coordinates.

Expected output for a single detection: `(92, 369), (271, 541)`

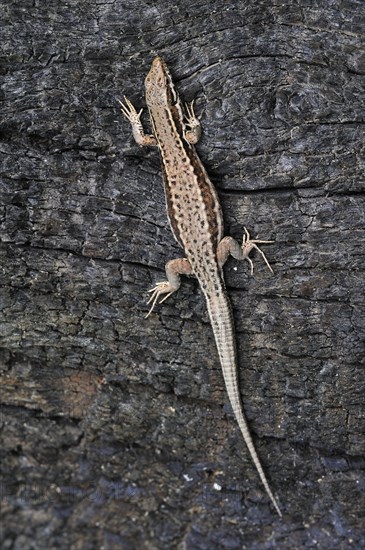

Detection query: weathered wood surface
(1, 0), (365, 548)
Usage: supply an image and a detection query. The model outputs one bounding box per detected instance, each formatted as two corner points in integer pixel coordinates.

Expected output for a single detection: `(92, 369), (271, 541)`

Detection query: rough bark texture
(1, 0), (365, 548)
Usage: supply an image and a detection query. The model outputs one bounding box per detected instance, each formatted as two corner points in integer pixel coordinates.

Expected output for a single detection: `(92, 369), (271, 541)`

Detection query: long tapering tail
(206, 288), (282, 517)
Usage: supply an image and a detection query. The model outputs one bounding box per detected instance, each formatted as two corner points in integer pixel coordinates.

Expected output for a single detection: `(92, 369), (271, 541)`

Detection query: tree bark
(1, 0), (365, 548)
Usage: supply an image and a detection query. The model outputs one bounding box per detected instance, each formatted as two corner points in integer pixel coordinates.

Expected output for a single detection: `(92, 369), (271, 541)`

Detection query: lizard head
(145, 56), (180, 107)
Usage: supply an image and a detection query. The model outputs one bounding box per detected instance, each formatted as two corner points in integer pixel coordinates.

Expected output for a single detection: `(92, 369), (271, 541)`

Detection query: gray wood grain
(1, 0), (365, 547)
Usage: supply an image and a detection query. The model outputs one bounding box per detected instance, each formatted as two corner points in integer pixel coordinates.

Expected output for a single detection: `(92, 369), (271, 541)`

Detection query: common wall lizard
(119, 57), (282, 517)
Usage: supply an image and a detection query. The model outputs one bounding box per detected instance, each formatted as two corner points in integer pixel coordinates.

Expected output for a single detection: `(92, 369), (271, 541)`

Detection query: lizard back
(145, 57), (224, 293)
(118, 56), (283, 516)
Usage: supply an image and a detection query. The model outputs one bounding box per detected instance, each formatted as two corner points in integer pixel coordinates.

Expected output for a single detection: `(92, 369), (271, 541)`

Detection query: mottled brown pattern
(1, 370), (103, 419)
(146, 59), (224, 284)
(140, 57), (282, 515)
(150, 102), (224, 294)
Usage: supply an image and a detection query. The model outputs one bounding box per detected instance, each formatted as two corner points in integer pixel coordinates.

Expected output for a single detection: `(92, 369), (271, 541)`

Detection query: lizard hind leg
(217, 228), (274, 275)
(145, 257), (193, 318)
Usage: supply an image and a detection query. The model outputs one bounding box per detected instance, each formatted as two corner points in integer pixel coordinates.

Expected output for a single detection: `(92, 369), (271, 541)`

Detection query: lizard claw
(118, 96), (143, 124)
(145, 282), (174, 318)
(242, 227), (274, 275)
(185, 100), (197, 125)
(118, 96), (157, 147)
(184, 99), (201, 144)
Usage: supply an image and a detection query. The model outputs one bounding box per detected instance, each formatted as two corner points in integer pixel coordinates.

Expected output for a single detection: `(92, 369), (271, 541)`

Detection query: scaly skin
(119, 57), (281, 517)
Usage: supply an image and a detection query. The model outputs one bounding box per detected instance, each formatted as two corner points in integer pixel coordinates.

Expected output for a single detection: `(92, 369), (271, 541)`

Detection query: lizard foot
(242, 226), (274, 275)
(184, 100), (201, 144)
(145, 282), (175, 318)
(118, 96), (143, 125)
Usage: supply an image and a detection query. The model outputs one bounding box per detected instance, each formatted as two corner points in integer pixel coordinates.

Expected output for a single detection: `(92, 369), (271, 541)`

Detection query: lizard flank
(119, 57), (282, 517)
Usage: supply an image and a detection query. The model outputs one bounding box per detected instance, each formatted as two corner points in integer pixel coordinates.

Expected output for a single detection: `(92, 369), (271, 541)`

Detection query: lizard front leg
(146, 257), (193, 318)
(217, 227), (274, 275)
(183, 100), (201, 144)
(118, 96), (157, 147)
